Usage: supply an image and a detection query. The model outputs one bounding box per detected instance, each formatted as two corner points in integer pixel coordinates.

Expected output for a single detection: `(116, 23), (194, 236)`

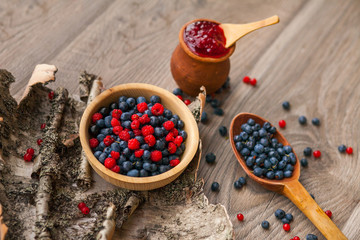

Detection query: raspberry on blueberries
(168, 142), (177, 154)
(170, 159), (180, 167)
(137, 102), (148, 113)
(150, 150), (162, 162)
(119, 130), (130, 141)
(111, 109), (122, 119)
(135, 149), (144, 158)
(104, 158), (116, 169)
(174, 136), (183, 147)
(128, 139), (140, 150)
(111, 165), (120, 173)
(151, 103), (164, 116)
(110, 151), (120, 160)
(163, 121), (175, 131)
(142, 125), (154, 136)
(113, 126), (123, 135)
(89, 138), (99, 148)
(92, 113), (103, 123)
(104, 136), (114, 146)
(144, 135), (156, 147)
(111, 118), (120, 127)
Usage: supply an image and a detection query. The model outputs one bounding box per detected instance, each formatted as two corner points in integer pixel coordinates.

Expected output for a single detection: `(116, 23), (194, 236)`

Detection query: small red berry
(170, 159), (180, 167)
(23, 153), (33, 162)
(26, 148), (35, 155)
(131, 120), (140, 130)
(250, 78), (257, 86)
(110, 151), (120, 160)
(131, 114), (139, 121)
(279, 120), (286, 128)
(139, 114), (150, 124)
(111, 118), (120, 127)
(346, 147), (353, 154)
(111, 165), (120, 173)
(142, 125), (154, 136)
(78, 202), (86, 210)
(184, 99), (191, 105)
(89, 138), (99, 148)
(111, 109), (122, 119)
(104, 136), (114, 146)
(119, 130), (130, 141)
(177, 95), (183, 101)
(243, 76), (251, 83)
(133, 129), (142, 136)
(283, 223), (290, 232)
(293, 237), (300, 240)
(325, 210), (332, 218)
(313, 150), (321, 158)
(81, 206), (90, 215)
(135, 149), (144, 158)
(48, 91), (54, 100)
(168, 142), (177, 154)
(165, 132), (175, 142)
(151, 103), (164, 116)
(37, 139), (43, 146)
(40, 123), (46, 129)
(104, 158), (116, 169)
(163, 121), (175, 131)
(174, 136), (183, 147)
(128, 138), (140, 150)
(144, 135), (156, 147)
(137, 102), (148, 113)
(150, 150), (162, 162)
(170, 128), (179, 136)
(113, 125), (123, 135)
(236, 213), (244, 221)
(92, 113), (103, 123)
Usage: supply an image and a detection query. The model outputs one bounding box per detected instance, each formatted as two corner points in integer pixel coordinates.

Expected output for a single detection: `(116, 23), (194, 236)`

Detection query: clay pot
(170, 19), (236, 96)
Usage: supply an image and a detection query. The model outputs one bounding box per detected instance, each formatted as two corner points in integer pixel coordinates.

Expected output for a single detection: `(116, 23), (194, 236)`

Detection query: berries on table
(81, 206), (90, 215)
(285, 213), (293, 222)
(275, 209), (285, 219)
(282, 218), (290, 224)
(177, 95), (183, 101)
(279, 120), (286, 128)
(77, 202), (86, 210)
(293, 236), (300, 240)
(184, 99), (191, 105)
(282, 101), (290, 110)
(48, 91), (54, 100)
(173, 88), (183, 96)
(37, 139), (43, 146)
(261, 220), (269, 229)
(234, 181), (242, 189)
(40, 123), (46, 129)
(306, 234), (318, 240)
(201, 112), (208, 123)
(211, 182), (220, 191)
(243, 76), (251, 83)
(23, 153), (33, 162)
(298, 115), (307, 125)
(213, 108), (224, 116)
(283, 223), (290, 232)
(300, 158), (308, 167)
(303, 147), (312, 157)
(205, 153), (216, 164)
(313, 150), (321, 158)
(219, 126), (227, 136)
(338, 144), (346, 153)
(249, 78), (257, 86)
(26, 148), (35, 155)
(311, 118), (320, 126)
(238, 177), (246, 185)
(346, 147), (353, 154)
(324, 210), (332, 218)
(236, 213), (244, 221)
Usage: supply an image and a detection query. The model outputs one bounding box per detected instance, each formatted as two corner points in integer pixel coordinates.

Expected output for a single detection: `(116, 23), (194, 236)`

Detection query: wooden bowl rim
(179, 18), (236, 63)
(229, 112), (300, 187)
(79, 83), (200, 186)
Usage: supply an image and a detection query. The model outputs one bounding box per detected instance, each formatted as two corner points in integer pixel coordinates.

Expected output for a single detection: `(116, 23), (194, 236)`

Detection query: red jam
(183, 20), (230, 58)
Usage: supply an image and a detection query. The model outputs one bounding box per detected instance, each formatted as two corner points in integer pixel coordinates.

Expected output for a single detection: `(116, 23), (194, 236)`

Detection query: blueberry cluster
(89, 95), (187, 177)
(275, 209), (293, 224)
(234, 177), (247, 189)
(234, 118), (297, 180)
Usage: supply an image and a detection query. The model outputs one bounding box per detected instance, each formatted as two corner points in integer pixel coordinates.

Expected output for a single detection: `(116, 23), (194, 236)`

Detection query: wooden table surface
(1, 0), (360, 239)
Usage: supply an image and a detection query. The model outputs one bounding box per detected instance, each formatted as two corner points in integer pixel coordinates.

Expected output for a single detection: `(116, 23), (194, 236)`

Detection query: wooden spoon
(229, 112), (348, 240)
(220, 15), (279, 48)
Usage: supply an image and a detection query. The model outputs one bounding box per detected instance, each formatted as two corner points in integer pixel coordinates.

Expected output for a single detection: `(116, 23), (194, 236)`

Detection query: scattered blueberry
(306, 234), (318, 240)
(234, 181), (242, 189)
(211, 182), (220, 191)
(312, 118), (320, 126)
(338, 144), (346, 153)
(172, 88), (183, 96)
(300, 158), (308, 167)
(282, 101), (290, 110)
(238, 177), (246, 185)
(261, 220), (270, 229)
(275, 209), (285, 219)
(219, 126), (227, 136)
(303, 147), (312, 157)
(285, 213), (293, 222)
(205, 153), (216, 164)
(281, 218), (290, 224)
(298, 115), (307, 125)
(201, 112), (208, 123)
(213, 108), (224, 116)
(211, 99), (220, 108)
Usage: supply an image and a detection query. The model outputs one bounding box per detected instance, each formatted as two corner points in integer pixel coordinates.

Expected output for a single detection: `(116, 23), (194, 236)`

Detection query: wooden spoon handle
(283, 181), (347, 240)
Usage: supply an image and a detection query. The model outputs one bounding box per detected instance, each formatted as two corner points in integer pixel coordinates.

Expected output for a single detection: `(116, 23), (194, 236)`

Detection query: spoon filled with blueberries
(229, 112), (347, 240)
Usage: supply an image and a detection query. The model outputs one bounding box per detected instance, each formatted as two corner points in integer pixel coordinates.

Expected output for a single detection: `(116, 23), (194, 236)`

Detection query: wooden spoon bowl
(229, 112), (347, 240)
(79, 83), (199, 191)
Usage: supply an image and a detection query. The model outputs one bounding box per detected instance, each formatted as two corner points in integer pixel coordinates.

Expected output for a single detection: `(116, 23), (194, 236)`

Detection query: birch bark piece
(188, 86), (206, 123)
(96, 203), (116, 240)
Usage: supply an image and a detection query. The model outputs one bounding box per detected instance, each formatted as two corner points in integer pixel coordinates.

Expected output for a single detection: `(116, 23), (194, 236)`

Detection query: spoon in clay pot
(220, 15), (279, 48)
(229, 113), (348, 240)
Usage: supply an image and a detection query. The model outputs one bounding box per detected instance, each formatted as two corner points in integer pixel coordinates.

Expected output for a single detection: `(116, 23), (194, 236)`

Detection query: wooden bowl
(79, 83), (199, 191)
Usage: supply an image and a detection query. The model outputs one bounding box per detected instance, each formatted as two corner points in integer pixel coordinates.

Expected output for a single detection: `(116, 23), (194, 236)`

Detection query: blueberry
(177, 120), (184, 129)
(258, 128), (267, 137)
(284, 170), (292, 178)
(283, 145), (292, 154)
(306, 234), (318, 240)
(164, 109), (172, 119)
(268, 126), (276, 134)
(241, 148), (251, 156)
(338, 144), (346, 153)
(281, 218), (290, 224)
(151, 171), (160, 176)
(135, 96), (146, 104)
(122, 148), (131, 157)
(235, 142), (243, 151)
(210, 99), (220, 108)
(99, 107), (109, 116)
(150, 163), (158, 172)
(94, 151), (102, 159)
(254, 144), (264, 154)
(162, 149), (170, 157)
(311, 118), (320, 126)
(98, 142), (106, 151)
(134, 161), (143, 170)
(111, 142), (120, 152)
(275, 171), (284, 180)
(97, 134), (106, 142)
(246, 158), (255, 168)
(141, 144), (150, 150)
(109, 102), (118, 110)
(100, 128), (112, 136)
(282, 155), (290, 163)
(299, 115), (307, 125)
(252, 131), (259, 139)
(213, 108), (224, 116)
(150, 95), (161, 104)
(144, 109), (152, 116)
(119, 141), (128, 150)
(277, 148), (285, 156)
(175, 147), (183, 155)
(270, 157), (278, 166)
(282, 101), (290, 110)
(162, 157), (170, 165)
(247, 118), (255, 126)
(149, 116), (160, 127)
(119, 96), (127, 102)
(300, 158), (308, 167)
(139, 169), (149, 177)
(201, 112), (208, 123)
(233, 135), (241, 143)
(129, 154), (136, 162)
(205, 153), (216, 164)
(179, 130), (187, 140)
(285, 164), (294, 171)
(117, 155), (126, 166)
(266, 171), (275, 179)
(244, 124), (253, 134)
(98, 153), (107, 164)
(240, 132), (248, 140)
(96, 119), (105, 128)
(235, 177), (245, 186)
(234, 181), (242, 189)
(264, 160), (271, 168)
(121, 112), (131, 121)
(253, 167), (263, 177)
(261, 220), (270, 229)
(89, 125), (100, 136)
(285, 213), (293, 222)
(143, 162), (151, 171)
(263, 122), (271, 130)
(155, 140), (166, 150)
(219, 126), (227, 136)
(127, 169), (139, 177)
(119, 102), (128, 111)
(121, 120), (131, 129)
(222, 76), (230, 89)
(289, 153), (296, 165)
(303, 147), (312, 156)
(211, 182), (220, 191)
(278, 160), (287, 169)
(154, 127), (164, 138)
(255, 157), (264, 166)
(122, 161), (132, 172)
(274, 209), (285, 219)
(173, 88), (183, 96)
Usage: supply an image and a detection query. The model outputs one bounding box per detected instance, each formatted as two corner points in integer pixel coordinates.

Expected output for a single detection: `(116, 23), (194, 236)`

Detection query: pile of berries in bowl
(79, 83), (199, 191)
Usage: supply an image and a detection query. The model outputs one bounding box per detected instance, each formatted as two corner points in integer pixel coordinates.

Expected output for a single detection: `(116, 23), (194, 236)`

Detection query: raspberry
(111, 165), (120, 173)
(184, 99), (191, 105)
(150, 150), (162, 162)
(81, 206), (90, 215)
(119, 130), (130, 141)
(40, 123), (46, 129)
(168, 142), (177, 154)
(283, 223), (290, 232)
(177, 95), (183, 101)
(111, 109), (122, 119)
(151, 103), (164, 116)
(104, 158), (116, 169)
(89, 138), (99, 148)
(131, 120), (140, 129)
(26, 148), (35, 155)
(77, 202), (86, 210)
(113, 125), (123, 135)
(37, 139), (43, 146)
(163, 121), (175, 131)
(128, 139), (140, 150)
(104, 136), (114, 146)
(170, 128), (178, 136)
(243, 76), (250, 83)
(325, 210), (332, 218)
(237, 213), (244, 221)
(313, 150), (321, 158)
(170, 159), (180, 167)
(111, 118), (120, 127)
(279, 120), (286, 128)
(23, 153), (32, 162)
(110, 151), (120, 160)
(174, 136), (183, 147)
(135, 149), (144, 158)
(139, 114), (150, 124)
(92, 113), (103, 123)
(144, 135), (156, 147)
(346, 147), (353, 154)
(48, 91), (54, 100)
(250, 78), (257, 86)
(142, 125), (154, 136)
(133, 129), (142, 136)
(131, 114), (139, 121)
(165, 132), (175, 142)
(137, 102), (148, 113)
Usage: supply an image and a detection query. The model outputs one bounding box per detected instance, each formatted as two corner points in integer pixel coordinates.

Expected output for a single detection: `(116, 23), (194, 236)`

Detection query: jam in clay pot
(171, 19), (235, 96)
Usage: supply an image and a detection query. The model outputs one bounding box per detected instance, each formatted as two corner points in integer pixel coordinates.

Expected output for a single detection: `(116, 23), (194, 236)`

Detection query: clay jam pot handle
(170, 19), (236, 97)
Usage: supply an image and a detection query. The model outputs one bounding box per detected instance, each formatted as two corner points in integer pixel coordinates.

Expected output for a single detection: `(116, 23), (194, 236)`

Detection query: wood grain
(1, 0), (360, 239)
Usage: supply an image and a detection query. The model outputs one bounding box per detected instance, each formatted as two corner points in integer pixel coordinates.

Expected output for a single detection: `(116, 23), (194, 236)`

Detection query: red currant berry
(78, 202), (86, 210)
(177, 95), (183, 101)
(48, 91), (54, 100)
(165, 132), (175, 142)
(37, 139), (43, 146)
(325, 210), (332, 218)
(313, 150), (321, 158)
(279, 120), (286, 128)
(243, 76), (250, 83)
(249, 78), (257, 86)
(26, 148), (35, 155)
(236, 213), (244, 221)
(293, 237), (300, 240)
(103, 136), (114, 146)
(40, 123), (46, 129)
(346, 147), (353, 154)
(184, 99), (191, 105)
(283, 223), (290, 232)
(81, 206), (90, 215)
(133, 129), (142, 136)
(23, 153), (33, 162)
